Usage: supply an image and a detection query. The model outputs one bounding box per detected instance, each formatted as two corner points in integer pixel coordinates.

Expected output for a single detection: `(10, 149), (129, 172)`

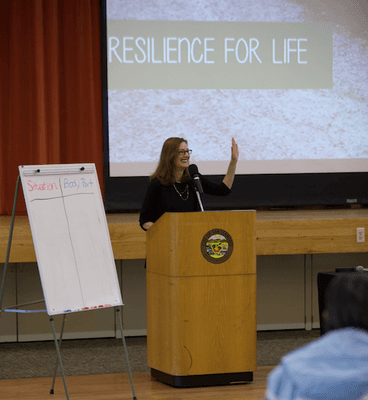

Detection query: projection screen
(102, 0), (368, 211)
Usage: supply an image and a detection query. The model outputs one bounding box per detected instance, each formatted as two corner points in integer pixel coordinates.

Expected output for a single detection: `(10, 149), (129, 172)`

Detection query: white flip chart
(19, 164), (123, 315)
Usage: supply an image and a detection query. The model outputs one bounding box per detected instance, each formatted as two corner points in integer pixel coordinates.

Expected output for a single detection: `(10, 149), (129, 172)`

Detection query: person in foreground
(139, 137), (238, 231)
(265, 273), (368, 400)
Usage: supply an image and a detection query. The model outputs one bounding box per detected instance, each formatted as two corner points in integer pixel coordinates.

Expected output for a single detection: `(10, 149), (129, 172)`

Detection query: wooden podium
(146, 211), (257, 387)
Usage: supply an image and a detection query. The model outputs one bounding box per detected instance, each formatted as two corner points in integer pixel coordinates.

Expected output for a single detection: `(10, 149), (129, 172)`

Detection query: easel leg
(50, 314), (67, 395)
(116, 307), (138, 400)
(49, 316), (69, 400)
(0, 176), (21, 311)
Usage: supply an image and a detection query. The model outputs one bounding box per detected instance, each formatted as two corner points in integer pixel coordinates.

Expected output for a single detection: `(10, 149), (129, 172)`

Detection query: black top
(139, 174), (231, 230)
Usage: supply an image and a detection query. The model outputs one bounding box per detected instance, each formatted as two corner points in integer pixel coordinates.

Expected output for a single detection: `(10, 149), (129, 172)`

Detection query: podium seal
(201, 229), (233, 264)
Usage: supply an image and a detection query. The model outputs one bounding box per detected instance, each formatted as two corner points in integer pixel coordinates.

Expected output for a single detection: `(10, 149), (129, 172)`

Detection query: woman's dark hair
(323, 273), (368, 333)
(151, 137), (191, 186)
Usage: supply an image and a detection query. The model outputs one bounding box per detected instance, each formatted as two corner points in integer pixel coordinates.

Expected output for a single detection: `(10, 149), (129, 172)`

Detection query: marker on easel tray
(63, 310), (72, 313)
(104, 304), (112, 308)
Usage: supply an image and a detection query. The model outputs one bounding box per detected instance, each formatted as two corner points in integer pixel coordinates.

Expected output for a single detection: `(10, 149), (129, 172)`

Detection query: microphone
(188, 164), (203, 194)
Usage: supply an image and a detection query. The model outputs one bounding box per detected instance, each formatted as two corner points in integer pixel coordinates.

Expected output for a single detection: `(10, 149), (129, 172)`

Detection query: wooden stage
(1, 208), (368, 261)
(0, 368), (272, 400)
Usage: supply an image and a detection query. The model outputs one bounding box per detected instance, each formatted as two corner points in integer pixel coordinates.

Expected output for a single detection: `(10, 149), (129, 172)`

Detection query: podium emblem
(201, 229), (233, 264)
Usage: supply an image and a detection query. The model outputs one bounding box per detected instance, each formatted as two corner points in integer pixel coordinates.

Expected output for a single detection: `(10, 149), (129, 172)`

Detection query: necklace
(173, 183), (189, 201)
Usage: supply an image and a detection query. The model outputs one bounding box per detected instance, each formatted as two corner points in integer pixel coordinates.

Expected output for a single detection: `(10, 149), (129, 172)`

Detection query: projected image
(106, 0), (368, 177)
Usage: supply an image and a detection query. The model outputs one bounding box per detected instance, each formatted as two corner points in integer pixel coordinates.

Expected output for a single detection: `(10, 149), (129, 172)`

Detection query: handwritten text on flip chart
(26, 175), (95, 202)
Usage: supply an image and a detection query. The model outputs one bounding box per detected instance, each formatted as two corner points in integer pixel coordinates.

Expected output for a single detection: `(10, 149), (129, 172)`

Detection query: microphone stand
(194, 187), (204, 212)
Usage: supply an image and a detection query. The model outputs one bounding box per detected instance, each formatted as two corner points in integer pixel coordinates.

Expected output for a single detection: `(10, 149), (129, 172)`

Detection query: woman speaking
(139, 137), (238, 231)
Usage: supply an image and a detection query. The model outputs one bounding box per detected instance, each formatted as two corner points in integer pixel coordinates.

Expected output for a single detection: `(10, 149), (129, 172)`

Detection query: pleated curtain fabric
(0, 0), (104, 215)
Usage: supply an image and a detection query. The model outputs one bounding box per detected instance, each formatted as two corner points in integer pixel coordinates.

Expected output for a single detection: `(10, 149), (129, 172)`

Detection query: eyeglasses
(178, 150), (192, 156)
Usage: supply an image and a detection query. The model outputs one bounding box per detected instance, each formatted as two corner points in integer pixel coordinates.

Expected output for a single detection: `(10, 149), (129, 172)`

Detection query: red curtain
(0, 0), (104, 215)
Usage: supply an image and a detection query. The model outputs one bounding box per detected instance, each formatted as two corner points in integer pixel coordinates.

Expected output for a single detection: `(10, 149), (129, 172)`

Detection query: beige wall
(1, 252), (368, 342)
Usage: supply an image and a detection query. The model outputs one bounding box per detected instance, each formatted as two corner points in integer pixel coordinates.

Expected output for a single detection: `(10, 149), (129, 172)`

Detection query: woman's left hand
(231, 137), (239, 162)
(223, 138), (239, 189)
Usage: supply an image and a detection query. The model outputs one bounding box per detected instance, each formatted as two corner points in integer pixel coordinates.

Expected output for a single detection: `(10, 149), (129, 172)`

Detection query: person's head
(322, 273), (368, 333)
(151, 137), (191, 185)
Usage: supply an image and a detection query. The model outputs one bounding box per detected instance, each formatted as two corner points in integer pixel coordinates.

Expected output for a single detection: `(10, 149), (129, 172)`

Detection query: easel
(0, 172), (137, 400)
